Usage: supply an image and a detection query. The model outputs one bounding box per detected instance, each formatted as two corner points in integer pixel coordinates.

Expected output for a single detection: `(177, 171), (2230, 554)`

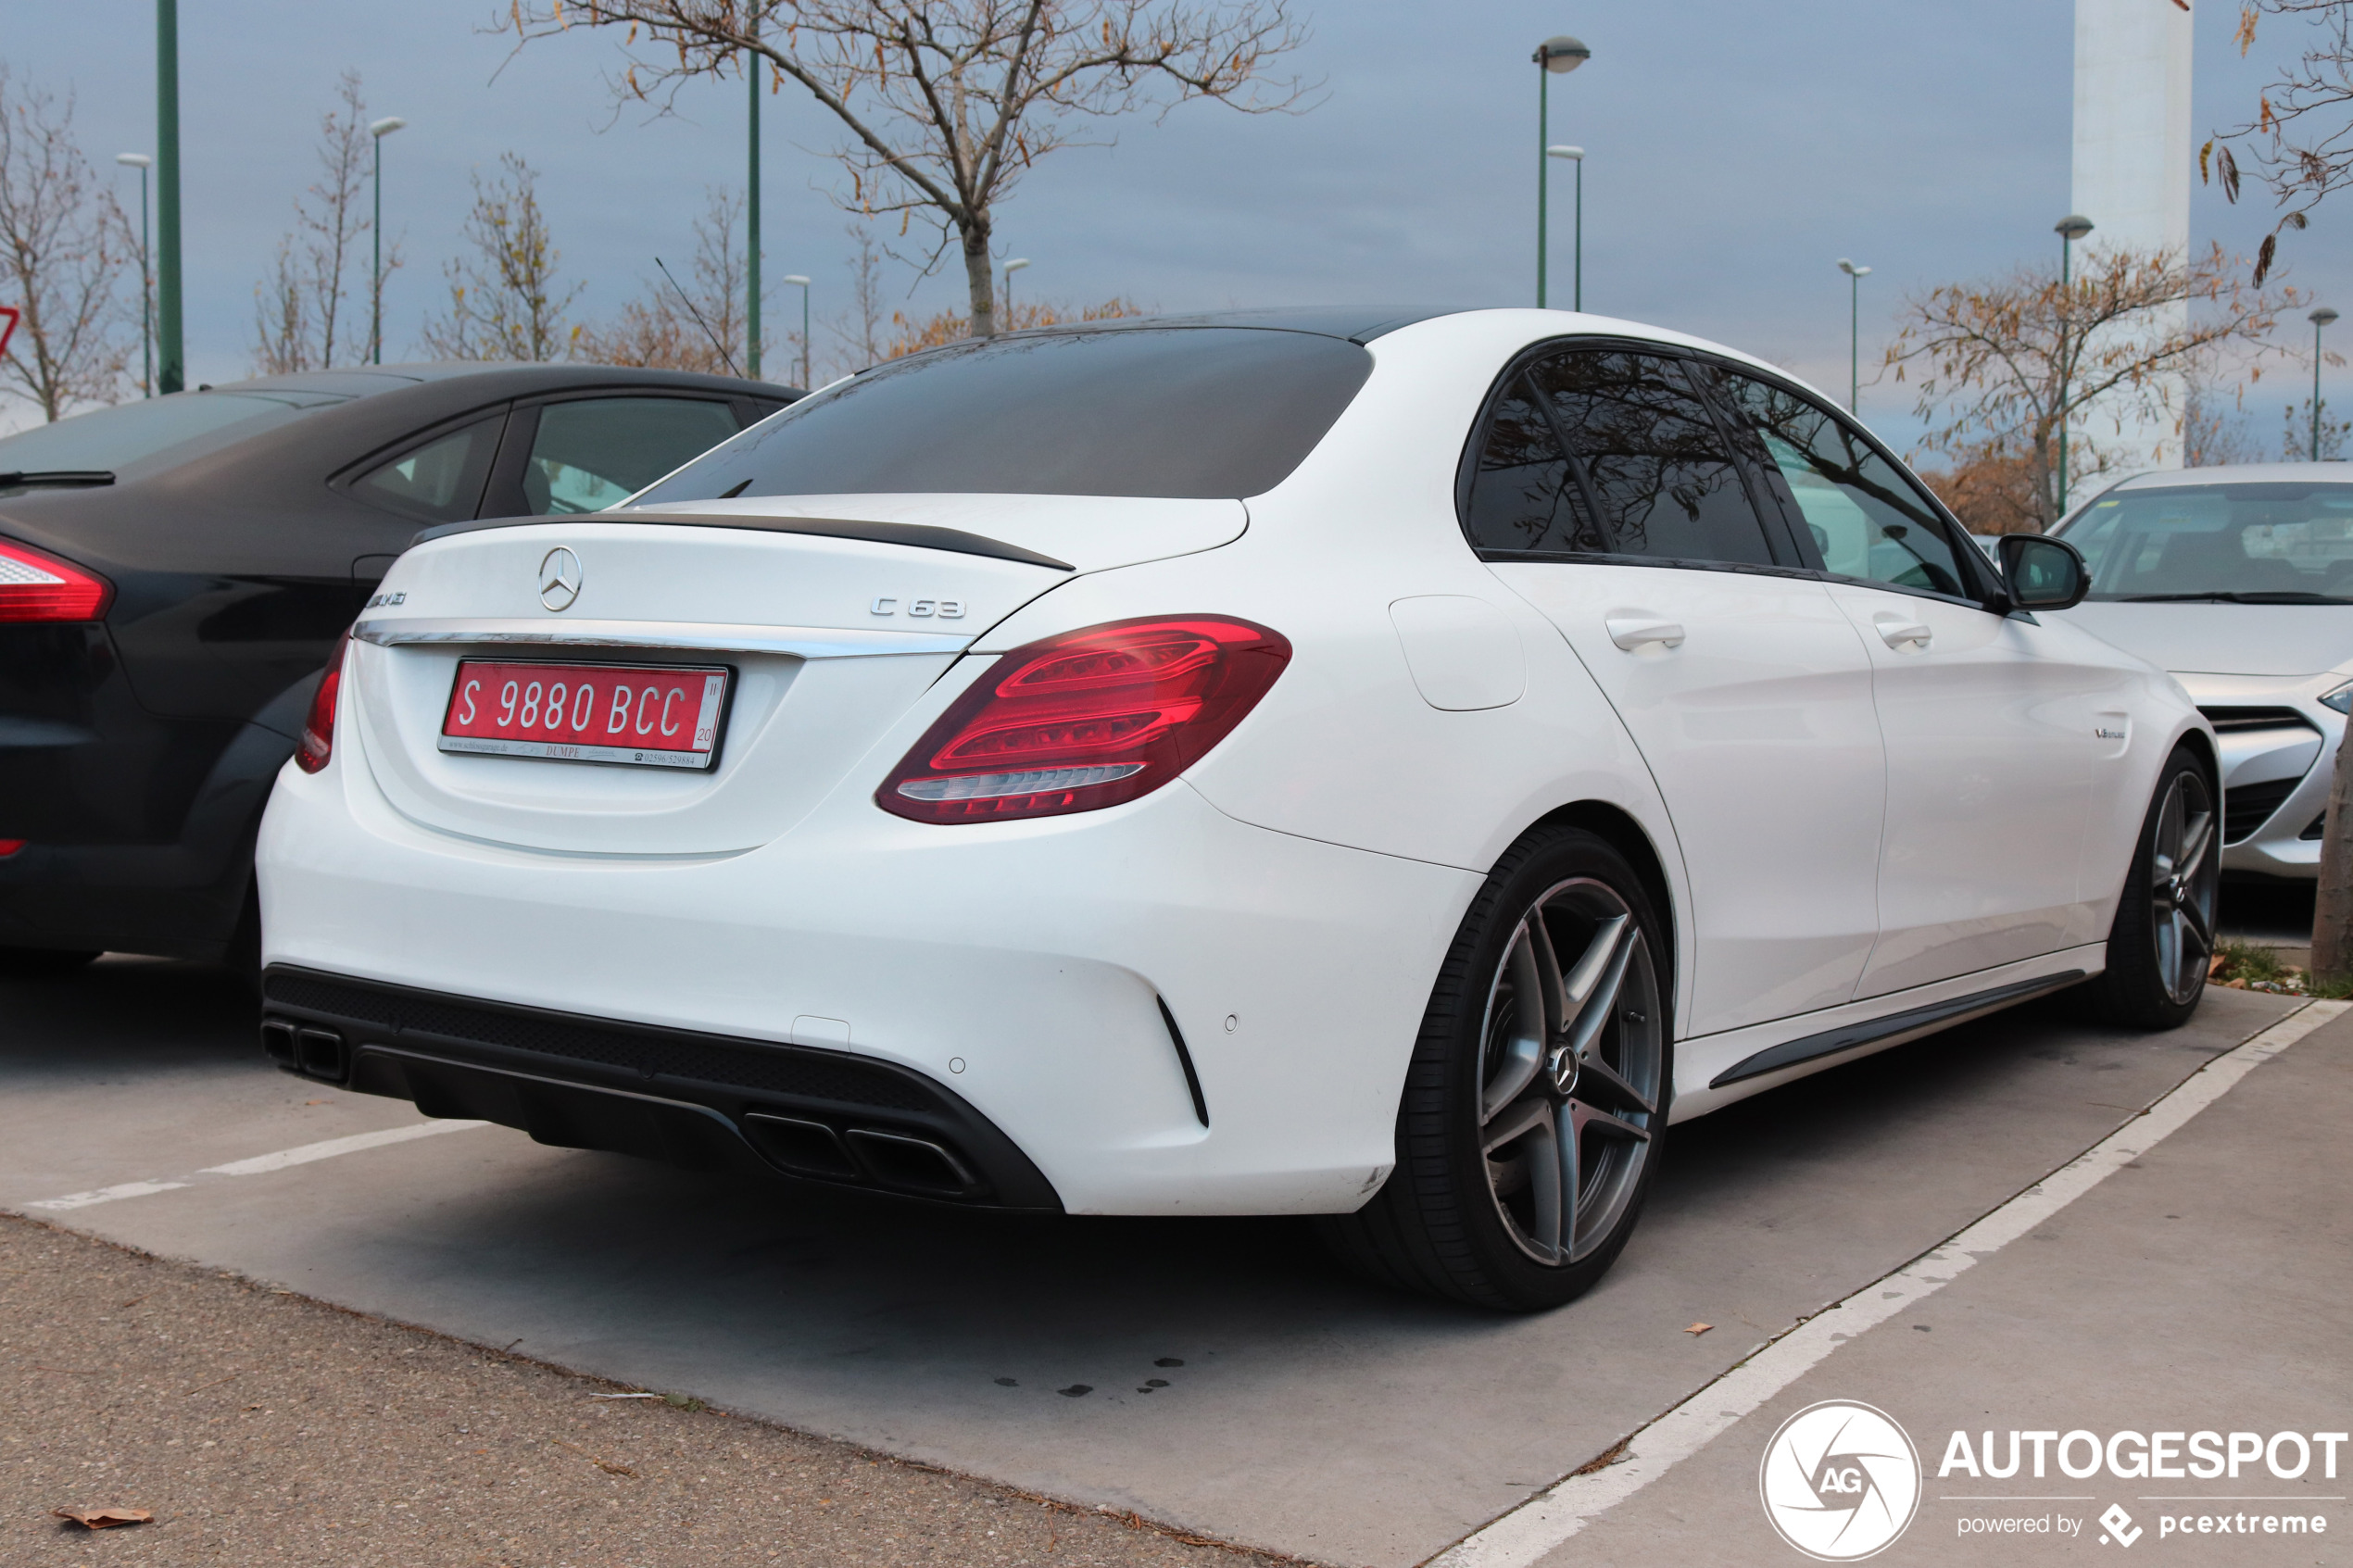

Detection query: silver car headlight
(2322, 681), (2353, 715)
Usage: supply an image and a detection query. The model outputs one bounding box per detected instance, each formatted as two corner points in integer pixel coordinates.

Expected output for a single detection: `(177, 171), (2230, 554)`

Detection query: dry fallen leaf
(1684, 1322), (1712, 1336)
(552, 1437), (636, 1477)
(53, 1507), (152, 1530)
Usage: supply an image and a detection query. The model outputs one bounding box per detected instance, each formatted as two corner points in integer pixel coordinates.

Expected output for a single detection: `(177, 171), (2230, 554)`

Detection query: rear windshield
(0, 391), (321, 477)
(2059, 482), (2353, 602)
(631, 327), (1373, 504)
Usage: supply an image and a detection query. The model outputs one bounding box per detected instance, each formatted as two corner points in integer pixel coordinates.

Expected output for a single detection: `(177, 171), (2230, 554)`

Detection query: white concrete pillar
(2070, 0), (2196, 486)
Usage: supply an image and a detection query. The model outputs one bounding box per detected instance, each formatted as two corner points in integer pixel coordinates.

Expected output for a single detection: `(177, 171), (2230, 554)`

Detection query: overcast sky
(9, 0), (2348, 453)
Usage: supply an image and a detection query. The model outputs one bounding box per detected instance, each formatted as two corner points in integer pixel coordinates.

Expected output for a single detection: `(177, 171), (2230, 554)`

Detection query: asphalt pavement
(2, 958), (2340, 1568)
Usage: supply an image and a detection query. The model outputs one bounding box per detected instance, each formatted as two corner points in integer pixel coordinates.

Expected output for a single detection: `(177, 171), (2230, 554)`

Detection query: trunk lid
(348, 498), (1244, 855)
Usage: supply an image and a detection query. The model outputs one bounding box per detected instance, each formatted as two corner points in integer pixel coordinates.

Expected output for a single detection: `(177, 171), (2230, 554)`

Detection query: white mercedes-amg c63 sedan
(256, 307), (2218, 1311)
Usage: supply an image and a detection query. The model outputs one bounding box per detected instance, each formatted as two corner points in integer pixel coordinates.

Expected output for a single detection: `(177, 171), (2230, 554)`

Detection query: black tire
(225, 880), (263, 994)
(0, 946), (102, 978)
(2082, 745), (2218, 1030)
(1320, 825), (1672, 1311)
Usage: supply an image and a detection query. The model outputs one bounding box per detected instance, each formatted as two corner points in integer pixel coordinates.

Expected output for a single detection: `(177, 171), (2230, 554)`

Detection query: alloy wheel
(1476, 877), (1665, 1265)
(2148, 768), (2219, 1007)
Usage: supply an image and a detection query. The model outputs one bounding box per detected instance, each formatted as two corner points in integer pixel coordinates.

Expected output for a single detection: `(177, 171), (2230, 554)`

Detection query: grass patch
(2211, 939), (2292, 986)
(2207, 938), (2353, 997)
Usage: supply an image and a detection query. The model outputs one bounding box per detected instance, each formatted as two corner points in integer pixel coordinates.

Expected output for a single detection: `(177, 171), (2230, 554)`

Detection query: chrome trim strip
(351, 617), (972, 659)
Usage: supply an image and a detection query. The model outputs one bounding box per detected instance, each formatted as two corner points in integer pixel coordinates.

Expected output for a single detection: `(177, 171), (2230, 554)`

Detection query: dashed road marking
(19, 1119), (492, 1212)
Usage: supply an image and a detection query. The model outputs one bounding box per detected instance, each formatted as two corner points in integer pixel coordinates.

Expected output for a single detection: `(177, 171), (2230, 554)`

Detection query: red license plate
(439, 660), (731, 770)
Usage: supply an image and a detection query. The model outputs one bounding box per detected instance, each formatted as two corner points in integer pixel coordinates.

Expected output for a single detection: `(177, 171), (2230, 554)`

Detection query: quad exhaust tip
(260, 1017), (347, 1084)
(743, 1111), (984, 1198)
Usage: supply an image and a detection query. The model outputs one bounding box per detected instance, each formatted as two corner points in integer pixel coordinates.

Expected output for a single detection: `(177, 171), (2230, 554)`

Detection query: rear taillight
(878, 615), (1291, 823)
(0, 840), (24, 857)
(296, 632), (351, 774)
(0, 537), (111, 622)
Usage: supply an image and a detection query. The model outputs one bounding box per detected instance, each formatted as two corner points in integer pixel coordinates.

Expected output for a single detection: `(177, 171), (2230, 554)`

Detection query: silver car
(2055, 462), (2353, 880)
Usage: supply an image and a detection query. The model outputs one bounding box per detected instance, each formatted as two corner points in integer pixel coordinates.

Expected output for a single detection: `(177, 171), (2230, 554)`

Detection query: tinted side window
(1528, 351), (1778, 567)
(353, 415), (503, 523)
(523, 397), (740, 514)
(1462, 372), (1607, 554)
(1713, 371), (1970, 597)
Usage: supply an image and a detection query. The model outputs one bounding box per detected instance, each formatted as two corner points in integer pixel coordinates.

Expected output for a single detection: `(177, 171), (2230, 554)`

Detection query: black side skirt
(1709, 971), (2087, 1089)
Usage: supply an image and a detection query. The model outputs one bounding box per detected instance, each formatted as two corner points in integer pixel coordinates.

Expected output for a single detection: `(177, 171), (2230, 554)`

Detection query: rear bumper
(260, 965), (1062, 1209)
(0, 715), (294, 960)
(257, 726), (1478, 1216)
(0, 617), (307, 958)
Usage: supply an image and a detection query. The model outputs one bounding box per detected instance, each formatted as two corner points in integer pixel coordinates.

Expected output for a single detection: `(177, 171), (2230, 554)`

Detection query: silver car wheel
(2148, 768), (2220, 1007)
(1476, 877), (1665, 1266)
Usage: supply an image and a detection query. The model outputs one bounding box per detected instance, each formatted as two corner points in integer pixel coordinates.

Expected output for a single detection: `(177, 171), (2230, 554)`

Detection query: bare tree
(1914, 443), (2044, 534)
(2206, 1), (2353, 280)
(577, 188), (761, 374)
(421, 154), (582, 362)
(251, 72), (384, 373)
(253, 236), (308, 377)
(2282, 395), (2352, 457)
(0, 65), (130, 420)
(828, 220), (889, 378)
(2183, 376), (2270, 466)
(500, 1), (1306, 339)
(1888, 245), (2296, 527)
(880, 292), (1143, 357)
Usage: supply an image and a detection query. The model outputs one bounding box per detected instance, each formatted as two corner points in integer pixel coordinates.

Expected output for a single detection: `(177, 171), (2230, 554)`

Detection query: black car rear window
(631, 328), (1373, 503)
(0, 390), (325, 476)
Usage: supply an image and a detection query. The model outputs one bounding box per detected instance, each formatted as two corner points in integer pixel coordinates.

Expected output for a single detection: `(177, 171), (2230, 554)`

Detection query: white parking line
(26, 1178), (195, 1211)
(19, 1119), (492, 1212)
(1430, 998), (2348, 1568)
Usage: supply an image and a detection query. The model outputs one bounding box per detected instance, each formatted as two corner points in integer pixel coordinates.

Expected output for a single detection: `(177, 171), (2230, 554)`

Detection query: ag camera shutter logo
(1760, 1401), (1922, 1560)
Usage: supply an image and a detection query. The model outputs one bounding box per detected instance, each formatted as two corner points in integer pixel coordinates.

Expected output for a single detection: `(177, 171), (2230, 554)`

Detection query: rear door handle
(1873, 616), (1932, 650)
(1605, 617), (1685, 651)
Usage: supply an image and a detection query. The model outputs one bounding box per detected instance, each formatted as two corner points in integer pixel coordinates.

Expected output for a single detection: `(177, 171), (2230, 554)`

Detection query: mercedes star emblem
(538, 546), (582, 612)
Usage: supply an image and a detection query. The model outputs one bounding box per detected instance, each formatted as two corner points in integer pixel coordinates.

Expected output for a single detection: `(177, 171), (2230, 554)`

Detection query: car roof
(2108, 461), (2353, 489)
(1000, 307), (1454, 345)
(200, 361), (799, 402)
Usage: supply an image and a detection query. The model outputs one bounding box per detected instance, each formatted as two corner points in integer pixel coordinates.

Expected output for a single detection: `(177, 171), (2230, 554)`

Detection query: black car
(0, 362), (797, 974)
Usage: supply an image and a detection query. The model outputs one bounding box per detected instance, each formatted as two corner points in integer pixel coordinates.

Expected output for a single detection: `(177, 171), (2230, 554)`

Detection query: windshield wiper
(2117, 590), (2353, 605)
(0, 470), (115, 491)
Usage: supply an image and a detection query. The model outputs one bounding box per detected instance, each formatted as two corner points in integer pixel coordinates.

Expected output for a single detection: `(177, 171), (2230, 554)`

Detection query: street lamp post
(368, 117), (405, 366)
(1003, 257), (1030, 327)
(781, 275), (811, 388)
(1548, 146), (1584, 310)
(116, 154), (152, 396)
(2054, 214), (2095, 517)
(155, 0), (182, 394)
(746, 43), (761, 380)
(1533, 35), (1589, 308)
(1836, 258), (1870, 415)
(2312, 307), (2340, 461)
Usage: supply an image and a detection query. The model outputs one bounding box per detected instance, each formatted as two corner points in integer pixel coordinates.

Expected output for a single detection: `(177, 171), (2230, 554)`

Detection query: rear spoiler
(410, 508), (1076, 571)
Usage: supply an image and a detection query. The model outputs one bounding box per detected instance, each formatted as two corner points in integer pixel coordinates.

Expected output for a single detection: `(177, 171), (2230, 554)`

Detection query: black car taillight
(0, 537), (111, 622)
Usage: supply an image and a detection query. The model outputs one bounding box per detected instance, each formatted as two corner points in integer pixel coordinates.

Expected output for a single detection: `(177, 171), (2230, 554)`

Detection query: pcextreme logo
(1760, 1401), (1924, 1561)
